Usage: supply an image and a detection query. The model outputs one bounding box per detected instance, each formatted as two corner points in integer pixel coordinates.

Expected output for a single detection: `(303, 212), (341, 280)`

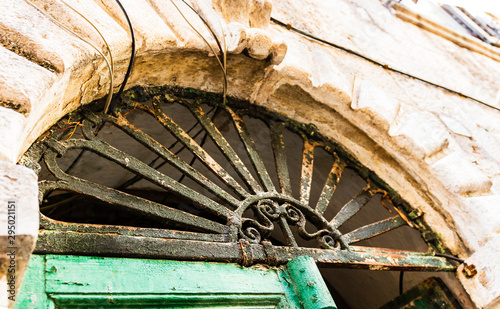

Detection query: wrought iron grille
(22, 86), (456, 271)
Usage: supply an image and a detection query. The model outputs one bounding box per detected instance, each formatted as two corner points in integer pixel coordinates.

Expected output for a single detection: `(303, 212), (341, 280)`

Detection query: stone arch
(1, 0), (499, 308)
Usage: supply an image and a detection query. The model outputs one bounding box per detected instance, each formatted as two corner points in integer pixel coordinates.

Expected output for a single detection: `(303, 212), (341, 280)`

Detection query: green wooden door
(16, 255), (336, 309)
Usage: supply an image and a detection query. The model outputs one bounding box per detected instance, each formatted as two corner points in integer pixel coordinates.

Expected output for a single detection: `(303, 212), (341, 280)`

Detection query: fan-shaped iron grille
(22, 86), (455, 271)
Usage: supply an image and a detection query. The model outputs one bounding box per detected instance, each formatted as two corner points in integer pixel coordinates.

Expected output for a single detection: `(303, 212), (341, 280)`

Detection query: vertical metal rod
(270, 122), (293, 196)
(299, 140), (315, 206)
(227, 109), (276, 192)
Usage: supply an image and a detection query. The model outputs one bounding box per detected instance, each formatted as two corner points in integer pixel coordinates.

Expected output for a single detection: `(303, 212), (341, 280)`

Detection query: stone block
(389, 111), (450, 159)
(430, 152), (492, 195)
(0, 46), (56, 116)
(225, 22), (248, 54)
(274, 40), (313, 83)
(310, 49), (353, 104)
(439, 115), (472, 138)
(94, 0), (177, 53)
(0, 1), (92, 73)
(351, 79), (400, 131)
(0, 107), (26, 163)
(146, 0), (207, 50)
(249, 0), (273, 28)
(0, 161), (39, 237)
(212, 0), (252, 26)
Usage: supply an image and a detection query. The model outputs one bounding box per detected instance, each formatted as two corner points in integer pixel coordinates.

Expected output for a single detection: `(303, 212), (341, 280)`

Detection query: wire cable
(59, 0), (115, 113)
(105, 0), (136, 114)
(435, 253), (465, 263)
(23, 0), (114, 109)
(270, 16), (500, 112)
(399, 271), (404, 295)
(170, 0), (227, 105)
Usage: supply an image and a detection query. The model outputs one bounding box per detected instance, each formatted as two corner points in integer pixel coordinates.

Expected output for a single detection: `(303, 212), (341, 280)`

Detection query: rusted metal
(330, 183), (377, 229)
(299, 139), (315, 205)
(315, 157), (345, 215)
(463, 264), (477, 278)
(34, 230), (456, 271)
(270, 121), (293, 196)
(22, 85), (458, 271)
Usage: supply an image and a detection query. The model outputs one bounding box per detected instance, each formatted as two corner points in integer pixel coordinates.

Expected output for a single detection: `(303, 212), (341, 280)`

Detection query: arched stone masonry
(1, 0), (499, 308)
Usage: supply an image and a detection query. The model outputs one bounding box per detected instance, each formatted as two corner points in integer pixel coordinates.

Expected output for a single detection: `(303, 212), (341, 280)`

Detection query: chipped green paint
(16, 255), (337, 308)
(287, 256), (336, 309)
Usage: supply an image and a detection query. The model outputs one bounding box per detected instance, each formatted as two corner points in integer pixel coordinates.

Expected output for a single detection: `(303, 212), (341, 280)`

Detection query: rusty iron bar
(299, 139), (315, 205)
(108, 114), (241, 208)
(315, 158), (345, 215)
(39, 214), (230, 242)
(270, 122), (293, 196)
(145, 99), (251, 199)
(330, 183), (377, 229)
(341, 216), (407, 245)
(34, 230), (457, 272)
(189, 105), (264, 194)
(43, 137), (233, 221)
(227, 108), (276, 192)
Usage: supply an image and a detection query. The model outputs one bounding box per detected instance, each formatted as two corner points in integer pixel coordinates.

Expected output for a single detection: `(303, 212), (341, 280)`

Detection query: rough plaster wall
(0, 0), (499, 308)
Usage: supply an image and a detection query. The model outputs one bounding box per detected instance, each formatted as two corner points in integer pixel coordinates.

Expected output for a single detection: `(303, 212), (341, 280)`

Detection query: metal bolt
(463, 263), (477, 278)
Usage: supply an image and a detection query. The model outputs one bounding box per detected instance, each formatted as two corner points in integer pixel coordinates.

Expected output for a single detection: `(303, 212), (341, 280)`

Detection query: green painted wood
(16, 255), (336, 308)
(14, 255), (53, 309)
(49, 294), (284, 308)
(286, 256), (337, 309)
(44, 255), (284, 295)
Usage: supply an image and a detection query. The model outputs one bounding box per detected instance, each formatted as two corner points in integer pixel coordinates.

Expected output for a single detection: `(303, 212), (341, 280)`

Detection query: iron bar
(341, 216), (407, 245)
(315, 159), (345, 215)
(40, 214), (230, 242)
(330, 184), (376, 228)
(142, 101), (251, 199)
(189, 105), (263, 194)
(44, 138), (233, 221)
(39, 178), (228, 234)
(227, 108), (276, 192)
(35, 230), (457, 272)
(270, 122), (293, 196)
(110, 114), (240, 208)
(299, 140), (315, 205)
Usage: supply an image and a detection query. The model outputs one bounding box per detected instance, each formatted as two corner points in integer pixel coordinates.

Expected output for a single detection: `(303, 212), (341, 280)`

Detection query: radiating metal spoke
(315, 159), (345, 215)
(44, 138), (233, 220)
(38, 179), (228, 234)
(189, 105), (263, 194)
(330, 184), (376, 228)
(278, 216), (298, 247)
(116, 106), (217, 190)
(340, 216), (406, 245)
(300, 139), (315, 205)
(141, 101), (251, 199)
(110, 114), (240, 208)
(270, 122), (292, 195)
(227, 108), (276, 192)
